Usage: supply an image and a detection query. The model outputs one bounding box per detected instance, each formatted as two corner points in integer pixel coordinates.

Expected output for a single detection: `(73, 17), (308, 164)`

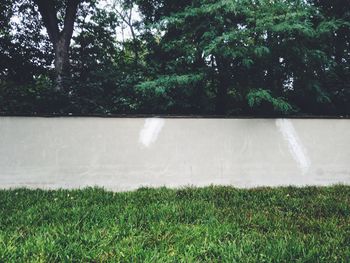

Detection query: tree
(136, 0), (348, 115)
(1, 0), (53, 82)
(1, 0), (349, 116)
(33, 0), (81, 91)
(111, 0), (141, 63)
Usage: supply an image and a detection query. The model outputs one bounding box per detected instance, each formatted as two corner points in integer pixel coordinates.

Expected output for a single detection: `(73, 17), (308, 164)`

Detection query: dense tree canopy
(0, 0), (349, 115)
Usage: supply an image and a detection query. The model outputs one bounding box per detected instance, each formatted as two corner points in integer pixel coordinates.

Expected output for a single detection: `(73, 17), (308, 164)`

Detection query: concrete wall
(0, 117), (349, 190)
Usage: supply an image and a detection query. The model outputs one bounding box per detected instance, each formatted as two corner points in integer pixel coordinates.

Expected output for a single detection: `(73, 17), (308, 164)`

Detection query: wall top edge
(0, 114), (349, 119)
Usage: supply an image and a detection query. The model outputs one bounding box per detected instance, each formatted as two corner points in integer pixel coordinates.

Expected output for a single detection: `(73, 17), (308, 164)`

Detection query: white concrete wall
(0, 117), (349, 190)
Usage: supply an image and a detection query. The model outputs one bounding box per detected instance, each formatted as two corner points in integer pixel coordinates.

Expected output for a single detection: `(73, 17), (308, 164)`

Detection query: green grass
(0, 186), (349, 262)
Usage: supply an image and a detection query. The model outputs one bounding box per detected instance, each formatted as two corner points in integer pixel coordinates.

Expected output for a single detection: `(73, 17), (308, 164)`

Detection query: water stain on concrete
(276, 119), (311, 174)
(139, 118), (165, 147)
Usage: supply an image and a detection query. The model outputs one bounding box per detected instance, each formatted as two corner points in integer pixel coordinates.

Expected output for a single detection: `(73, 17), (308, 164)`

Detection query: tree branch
(33, 0), (59, 44)
(62, 0), (80, 44)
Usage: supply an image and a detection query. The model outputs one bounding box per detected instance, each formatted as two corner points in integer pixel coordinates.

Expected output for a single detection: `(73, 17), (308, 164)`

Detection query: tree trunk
(216, 76), (229, 115)
(34, 0), (80, 92)
(54, 37), (70, 92)
(215, 57), (231, 115)
(335, 26), (347, 67)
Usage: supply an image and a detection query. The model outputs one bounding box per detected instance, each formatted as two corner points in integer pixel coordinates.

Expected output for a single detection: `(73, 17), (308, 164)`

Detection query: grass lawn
(0, 186), (349, 262)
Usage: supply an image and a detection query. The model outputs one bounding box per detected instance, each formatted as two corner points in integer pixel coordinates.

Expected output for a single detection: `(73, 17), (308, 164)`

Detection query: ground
(0, 186), (349, 262)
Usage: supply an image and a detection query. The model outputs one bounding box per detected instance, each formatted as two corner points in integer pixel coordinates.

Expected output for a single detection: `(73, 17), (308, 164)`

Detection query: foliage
(247, 89), (293, 114)
(0, 0), (349, 115)
(136, 73), (206, 113)
(136, 0), (350, 115)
